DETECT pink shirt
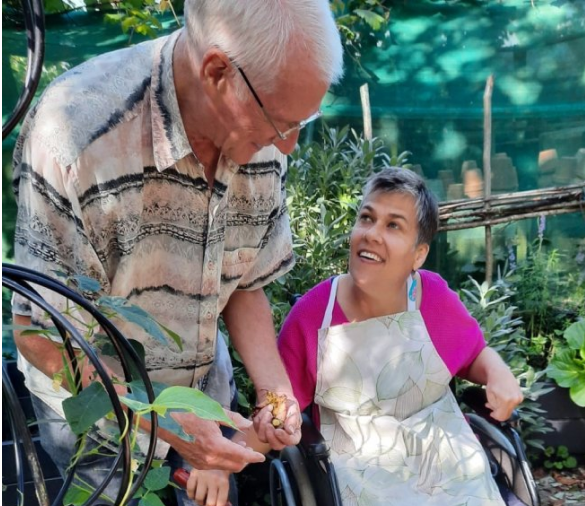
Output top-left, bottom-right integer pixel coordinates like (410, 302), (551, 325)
(278, 270), (486, 415)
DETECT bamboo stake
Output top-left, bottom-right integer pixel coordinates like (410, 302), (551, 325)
(440, 197), (582, 221)
(360, 83), (373, 141)
(437, 184), (584, 223)
(483, 75), (494, 285)
(439, 204), (583, 232)
(440, 184), (585, 211)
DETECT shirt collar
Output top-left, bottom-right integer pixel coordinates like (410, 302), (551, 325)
(150, 29), (193, 172)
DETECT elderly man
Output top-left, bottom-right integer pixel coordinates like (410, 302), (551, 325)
(11, 0), (343, 502)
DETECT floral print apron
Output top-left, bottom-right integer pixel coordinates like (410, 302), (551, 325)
(315, 276), (505, 506)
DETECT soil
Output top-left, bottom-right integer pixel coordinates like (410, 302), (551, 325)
(535, 465), (585, 505)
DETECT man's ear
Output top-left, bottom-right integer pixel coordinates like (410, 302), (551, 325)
(200, 48), (232, 93)
(413, 243), (430, 271)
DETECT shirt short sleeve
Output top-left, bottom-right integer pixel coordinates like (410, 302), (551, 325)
(419, 270), (486, 378)
(12, 134), (109, 323)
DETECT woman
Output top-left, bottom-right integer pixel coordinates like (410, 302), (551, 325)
(278, 167), (523, 505)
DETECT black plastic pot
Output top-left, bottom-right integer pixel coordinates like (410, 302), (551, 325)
(538, 381), (585, 458)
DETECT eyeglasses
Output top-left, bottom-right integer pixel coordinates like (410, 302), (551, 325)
(234, 65), (322, 141)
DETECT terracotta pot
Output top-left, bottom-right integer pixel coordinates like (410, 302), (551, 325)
(463, 168), (483, 198)
(538, 149), (558, 174)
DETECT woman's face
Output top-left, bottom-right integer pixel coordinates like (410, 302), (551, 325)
(348, 190), (429, 291)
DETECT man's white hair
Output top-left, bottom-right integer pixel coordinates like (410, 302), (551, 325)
(184, 0), (344, 94)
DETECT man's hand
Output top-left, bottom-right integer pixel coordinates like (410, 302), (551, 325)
(168, 411), (265, 472)
(252, 391), (301, 450)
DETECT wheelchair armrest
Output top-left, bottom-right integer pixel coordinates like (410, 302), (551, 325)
(299, 412), (330, 459)
(460, 386), (520, 425)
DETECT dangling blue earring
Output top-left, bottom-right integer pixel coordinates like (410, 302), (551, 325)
(408, 272), (417, 302)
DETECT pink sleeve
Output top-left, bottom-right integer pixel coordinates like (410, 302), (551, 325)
(277, 279), (332, 412)
(419, 270), (486, 378)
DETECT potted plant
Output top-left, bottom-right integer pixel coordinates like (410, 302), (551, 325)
(546, 320), (585, 408)
(541, 320), (585, 458)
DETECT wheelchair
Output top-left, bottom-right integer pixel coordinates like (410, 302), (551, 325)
(269, 387), (540, 506)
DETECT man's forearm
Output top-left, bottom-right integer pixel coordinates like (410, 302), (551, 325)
(12, 313), (124, 394)
(222, 288), (292, 393)
(13, 314), (71, 381)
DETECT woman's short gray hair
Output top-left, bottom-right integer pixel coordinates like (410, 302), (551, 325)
(362, 167), (439, 246)
(183, 0), (344, 94)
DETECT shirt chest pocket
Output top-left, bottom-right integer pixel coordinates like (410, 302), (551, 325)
(222, 169), (280, 255)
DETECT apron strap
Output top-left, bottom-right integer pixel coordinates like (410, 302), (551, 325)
(322, 274), (415, 330)
(321, 276), (340, 329)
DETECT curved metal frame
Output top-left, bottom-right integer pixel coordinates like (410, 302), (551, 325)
(2, 0), (45, 139)
(269, 458), (298, 506)
(3, 264), (159, 505)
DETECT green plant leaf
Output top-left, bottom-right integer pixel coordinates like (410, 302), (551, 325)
(569, 376), (585, 407)
(153, 386), (235, 428)
(72, 275), (102, 293)
(97, 298), (169, 345)
(119, 395), (154, 412)
(144, 466), (171, 492)
(62, 382), (113, 435)
(354, 9), (386, 31)
(546, 349), (581, 387)
(157, 322), (183, 351)
(63, 484), (92, 506)
(564, 320), (585, 352)
(139, 491), (166, 506)
(126, 381), (192, 440)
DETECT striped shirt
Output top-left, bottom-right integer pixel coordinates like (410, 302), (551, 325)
(12, 29), (294, 413)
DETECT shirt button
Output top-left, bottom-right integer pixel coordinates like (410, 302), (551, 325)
(207, 261), (214, 270)
(206, 312), (212, 320)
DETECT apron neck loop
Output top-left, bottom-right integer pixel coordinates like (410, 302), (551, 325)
(321, 276), (340, 329)
(321, 274), (417, 330)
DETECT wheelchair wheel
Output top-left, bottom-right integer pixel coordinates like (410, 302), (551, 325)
(468, 413), (540, 506)
(270, 446), (317, 506)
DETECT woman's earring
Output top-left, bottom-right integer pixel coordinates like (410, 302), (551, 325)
(408, 272), (417, 302)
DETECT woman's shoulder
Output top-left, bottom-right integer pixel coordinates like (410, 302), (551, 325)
(292, 278), (334, 310)
(285, 277), (335, 323)
(419, 269), (450, 294)
(419, 269), (466, 314)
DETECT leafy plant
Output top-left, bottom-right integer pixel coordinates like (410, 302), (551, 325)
(7, 273), (232, 505)
(543, 445), (578, 470)
(460, 270), (554, 454)
(330, 0), (391, 81)
(105, 0), (180, 41)
(510, 230), (585, 345)
(546, 319), (585, 407)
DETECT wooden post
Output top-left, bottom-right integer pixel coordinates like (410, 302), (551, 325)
(360, 83), (373, 141)
(483, 75), (494, 285)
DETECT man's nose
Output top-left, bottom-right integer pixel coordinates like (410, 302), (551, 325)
(273, 131), (300, 155)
